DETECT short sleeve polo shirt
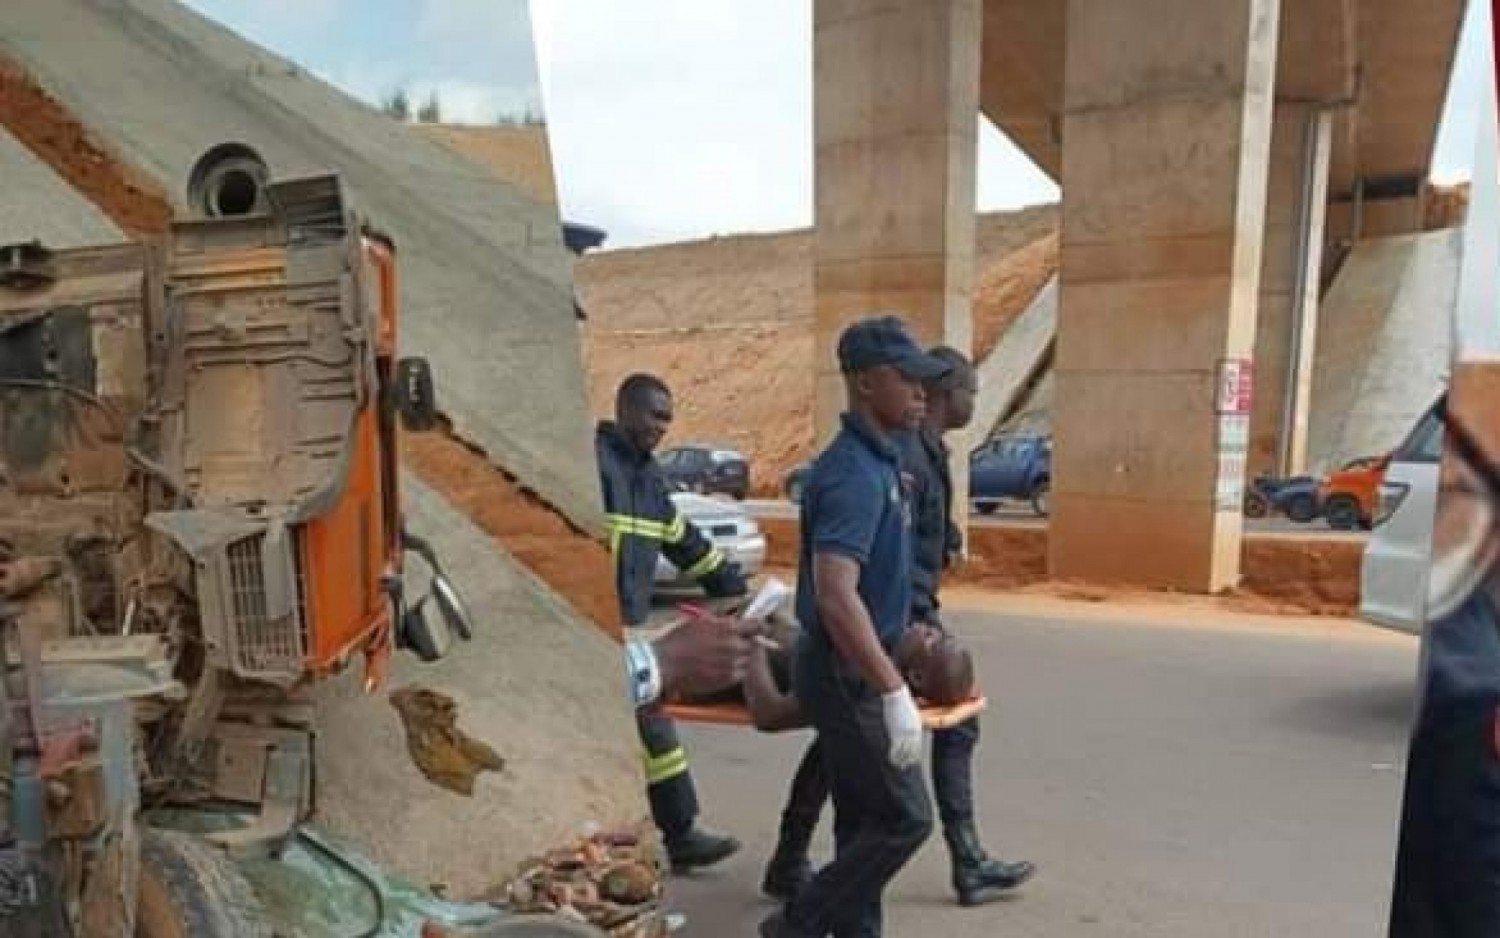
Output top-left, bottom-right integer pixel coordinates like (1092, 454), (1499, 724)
(795, 413), (913, 648)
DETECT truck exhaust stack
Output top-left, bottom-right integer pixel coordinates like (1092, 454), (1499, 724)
(185, 142), (270, 218)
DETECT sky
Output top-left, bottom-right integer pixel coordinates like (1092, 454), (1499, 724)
(181, 0), (544, 123)
(186, 0), (1487, 250)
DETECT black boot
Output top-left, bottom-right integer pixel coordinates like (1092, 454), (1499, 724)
(760, 812), (817, 901)
(666, 826), (741, 872)
(943, 820), (1035, 907)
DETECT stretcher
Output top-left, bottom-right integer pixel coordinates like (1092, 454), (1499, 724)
(664, 695), (988, 730)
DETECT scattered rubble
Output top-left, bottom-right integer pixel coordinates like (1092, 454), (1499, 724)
(490, 827), (668, 938)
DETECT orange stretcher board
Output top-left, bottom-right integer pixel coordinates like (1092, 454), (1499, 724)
(664, 695), (988, 730)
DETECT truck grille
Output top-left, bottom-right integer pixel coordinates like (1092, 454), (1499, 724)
(226, 533), (306, 680)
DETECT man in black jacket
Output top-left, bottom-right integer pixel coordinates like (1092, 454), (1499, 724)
(760, 346), (1035, 907)
(597, 372), (747, 871)
(905, 347), (1035, 905)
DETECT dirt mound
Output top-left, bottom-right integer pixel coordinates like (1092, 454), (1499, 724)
(1424, 181), (1470, 231)
(402, 427), (622, 638)
(578, 206), (1057, 334)
(579, 210), (1060, 492)
(419, 123), (558, 206)
(0, 58), (170, 238)
(760, 516), (1358, 617)
(973, 233), (1058, 360)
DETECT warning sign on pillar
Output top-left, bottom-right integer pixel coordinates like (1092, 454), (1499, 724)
(1214, 358), (1253, 512)
(1216, 358), (1255, 415)
(1216, 451), (1248, 512)
(1215, 415), (1251, 512)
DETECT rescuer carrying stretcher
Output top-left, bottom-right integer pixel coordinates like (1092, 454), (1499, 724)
(596, 372), (748, 872)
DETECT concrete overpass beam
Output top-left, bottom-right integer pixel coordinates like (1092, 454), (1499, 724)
(1251, 104), (1333, 476)
(1051, 0), (1281, 591)
(812, 0), (982, 447)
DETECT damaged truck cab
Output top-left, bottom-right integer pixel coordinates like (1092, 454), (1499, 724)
(0, 145), (484, 936)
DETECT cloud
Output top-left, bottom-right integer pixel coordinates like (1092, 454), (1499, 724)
(181, 0), (346, 39)
(413, 0), (543, 105)
(532, 0), (1056, 248)
(182, 0), (544, 124)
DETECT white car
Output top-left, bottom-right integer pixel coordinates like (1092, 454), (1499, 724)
(1360, 397), (1445, 634)
(653, 492), (767, 592)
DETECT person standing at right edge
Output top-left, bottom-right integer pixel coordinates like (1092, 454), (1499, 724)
(1387, 392), (1500, 938)
(761, 315), (948, 938)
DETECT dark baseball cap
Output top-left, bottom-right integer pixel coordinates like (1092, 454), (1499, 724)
(837, 315), (952, 380)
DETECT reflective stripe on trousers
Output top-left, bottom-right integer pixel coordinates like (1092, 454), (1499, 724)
(644, 746), (690, 784)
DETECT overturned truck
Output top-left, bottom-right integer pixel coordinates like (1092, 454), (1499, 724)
(0, 146), (627, 937)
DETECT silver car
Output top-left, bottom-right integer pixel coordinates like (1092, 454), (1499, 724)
(654, 492), (767, 592)
(1360, 398), (1444, 634)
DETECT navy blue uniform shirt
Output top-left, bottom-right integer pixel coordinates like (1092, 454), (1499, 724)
(795, 413), (913, 649)
(897, 427), (955, 622)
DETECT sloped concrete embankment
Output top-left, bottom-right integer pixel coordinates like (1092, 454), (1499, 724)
(0, 0), (646, 891)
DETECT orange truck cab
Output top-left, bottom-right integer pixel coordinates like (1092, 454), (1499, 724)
(1318, 453), (1391, 531)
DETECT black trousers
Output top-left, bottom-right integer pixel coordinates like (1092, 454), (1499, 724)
(784, 644), (933, 938)
(1388, 702), (1500, 938)
(637, 709), (698, 841)
(780, 714), (980, 847)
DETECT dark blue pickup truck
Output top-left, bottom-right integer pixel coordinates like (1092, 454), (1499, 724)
(784, 433), (1053, 517)
(970, 434), (1051, 517)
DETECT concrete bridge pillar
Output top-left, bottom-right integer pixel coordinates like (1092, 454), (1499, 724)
(1050, 0), (1282, 591)
(1250, 104), (1334, 477)
(811, 0), (981, 449)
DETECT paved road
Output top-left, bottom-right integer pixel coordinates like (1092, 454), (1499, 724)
(741, 499), (1360, 539)
(665, 596), (1417, 936)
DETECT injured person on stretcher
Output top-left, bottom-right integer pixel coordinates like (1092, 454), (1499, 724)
(670, 611), (977, 732)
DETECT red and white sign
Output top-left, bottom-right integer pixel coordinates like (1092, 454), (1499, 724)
(1216, 358), (1255, 415)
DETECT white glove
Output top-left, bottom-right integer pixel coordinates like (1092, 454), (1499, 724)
(880, 686), (924, 768)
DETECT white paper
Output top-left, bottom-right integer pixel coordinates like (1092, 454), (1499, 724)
(742, 576), (793, 620)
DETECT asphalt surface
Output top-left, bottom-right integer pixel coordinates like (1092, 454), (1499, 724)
(741, 499), (1364, 539)
(664, 596), (1418, 937)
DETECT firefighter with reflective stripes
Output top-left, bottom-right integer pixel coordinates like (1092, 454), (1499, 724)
(596, 373), (747, 870)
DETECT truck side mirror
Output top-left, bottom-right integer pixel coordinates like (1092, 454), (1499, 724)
(400, 598), (453, 663)
(429, 572), (475, 640)
(394, 529), (476, 663)
(393, 357), (438, 431)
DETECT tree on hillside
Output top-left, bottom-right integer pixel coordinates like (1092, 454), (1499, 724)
(380, 88), (411, 122)
(494, 104), (545, 127)
(417, 91), (443, 124)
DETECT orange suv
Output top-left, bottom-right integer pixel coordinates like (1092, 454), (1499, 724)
(1318, 454), (1391, 531)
